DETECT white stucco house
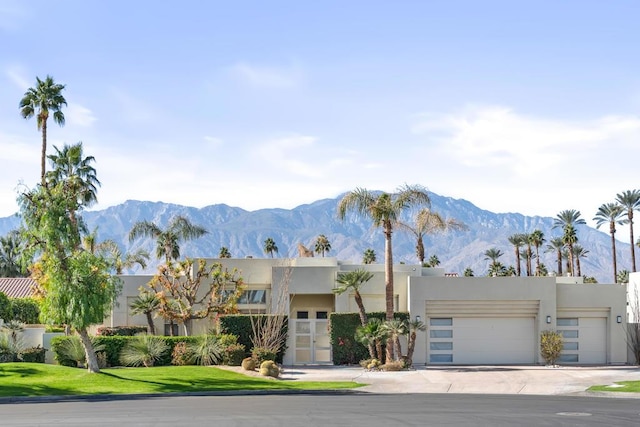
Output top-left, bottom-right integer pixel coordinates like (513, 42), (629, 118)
(108, 257), (630, 366)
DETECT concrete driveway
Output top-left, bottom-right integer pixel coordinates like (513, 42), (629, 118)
(279, 365), (640, 396)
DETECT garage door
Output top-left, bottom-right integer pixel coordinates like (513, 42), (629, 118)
(557, 317), (606, 364)
(429, 317), (536, 364)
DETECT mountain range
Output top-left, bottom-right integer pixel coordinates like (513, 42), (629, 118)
(0, 192), (630, 283)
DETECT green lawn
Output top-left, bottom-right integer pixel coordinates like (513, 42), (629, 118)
(589, 381), (640, 393)
(0, 363), (363, 397)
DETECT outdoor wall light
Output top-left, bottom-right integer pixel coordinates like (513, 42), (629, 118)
(546, 315), (552, 324)
(617, 315), (622, 324)
(416, 315), (421, 322)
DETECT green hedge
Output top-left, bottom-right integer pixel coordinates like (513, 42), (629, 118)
(0, 292), (11, 322)
(20, 346), (46, 363)
(219, 314), (288, 363)
(330, 312), (410, 365)
(10, 298), (40, 324)
(96, 326), (148, 336)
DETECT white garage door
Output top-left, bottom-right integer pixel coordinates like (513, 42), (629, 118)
(557, 317), (606, 364)
(429, 317), (536, 364)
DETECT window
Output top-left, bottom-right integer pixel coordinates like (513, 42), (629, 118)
(224, 289), (267, 304)
(557, 318), (578, 327)
(297, 311), (309, 319)
(430, 354), (453, 363)
(316, 311), (328, 320)
(164, 323), (179, 336)
(560, 330), (579, 339)
(430, 342), (453, 351)
(430, 318), (453, 326)
(563, 342), (579, 351)
(559, 354), (579, 363)
(430, 330), (453, 338)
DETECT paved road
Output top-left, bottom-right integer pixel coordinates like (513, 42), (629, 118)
(2, 394), (640, 427)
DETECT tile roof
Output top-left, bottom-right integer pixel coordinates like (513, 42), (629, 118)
(0, 277), (37, 298)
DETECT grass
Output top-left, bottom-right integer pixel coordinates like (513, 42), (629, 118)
(589, 381), (640, 393)
(0, 363), (363, 397)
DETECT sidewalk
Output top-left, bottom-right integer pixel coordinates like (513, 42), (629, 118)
(277, 365), (640, 396)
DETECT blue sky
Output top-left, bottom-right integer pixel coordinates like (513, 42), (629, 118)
(1, 1), (639, 233)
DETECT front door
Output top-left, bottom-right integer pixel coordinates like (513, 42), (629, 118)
(294, 310), (331, 364)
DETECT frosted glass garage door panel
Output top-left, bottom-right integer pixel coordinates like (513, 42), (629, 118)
(453, 318), (535, 364)
(579, 318), (606, 364)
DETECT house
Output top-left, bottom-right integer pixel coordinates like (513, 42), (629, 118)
(0, 277), (37, 299)
(110, 257), (628, 366)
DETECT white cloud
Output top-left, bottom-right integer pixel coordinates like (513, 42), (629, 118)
(66, 104), (96, 127)
(229, 63), (302, 88)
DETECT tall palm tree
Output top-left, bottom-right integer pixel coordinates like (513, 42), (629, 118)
(545, 237), (565, 276)
(573, 244), (589, 277)
(129, 291), (160, 335)
(263, 237), (278, 258)
(529, 229), (545, 276)
(338, 185), (430, 324)
(333, 268), (374, 355)
(508, 233), (527, 276)
(616, 190), (640, 272)
(553, 209), (585, 276)
(594, 203), (626, 283)
(362, 248), (376, 264)
(19, 75), (67, 185)
(562, 224), (578, 276)
(97, 239), (150, 274)
(484, 247), (504, 269)
(381, 319), (407, 362)
(314, 234), (331, 257)
(218, 246), (231, 258)
(129, 216), (207, 264)
(398, 208), (467, 265)
(0, 230), (27, 277)
(46, 142), (100, 209)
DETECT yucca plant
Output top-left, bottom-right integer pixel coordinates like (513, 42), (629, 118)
(187, 335), (224, 366)
(1, 321), (25, 357)
(0, 333), (17, 362)
(119, 335), (169, 367)
(57, 336), (106, 368)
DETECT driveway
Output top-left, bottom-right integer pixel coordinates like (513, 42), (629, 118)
(278, 365), (640, 396)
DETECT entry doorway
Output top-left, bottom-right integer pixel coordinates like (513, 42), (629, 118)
(293, 310), (331, 364)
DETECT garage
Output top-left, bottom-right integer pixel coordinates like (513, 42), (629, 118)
(426, 300), (539, 365)
(557, 316), (607, 364)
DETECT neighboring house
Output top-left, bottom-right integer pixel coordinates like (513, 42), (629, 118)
(110, 257), (628, 366)
(0, 277), (37, 299)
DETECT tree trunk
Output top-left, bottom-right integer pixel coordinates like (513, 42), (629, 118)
(406, 331), (417, 367)
(611, 227), (618, 283)
(383, 222), (395, 362)
(576, 254), (582, 277)
(630, 214), (636, 272)
(146, 312), (156, 335)
(556, 249), (563, 276)
(514, 248), (521, 276)
(183, 318), (192, 336)
(394, 335), (402, 361)
(535, 247), (541, 276)
(354, 292), (368, 327)
(416, 235), (424, 264)
(526, 245), (532, 276)
(77, 327), (100, 373)
(568, 244), (575, 276)
(41, 119), (47, 186)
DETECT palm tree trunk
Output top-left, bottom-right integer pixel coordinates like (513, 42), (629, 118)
(354, 292), (369, 327)
(383, 222), (395, 362)
(526, 245), (532, 276)
(568, 244), (575, 276)
(78, 327), (100, 373)
(630, 214), (636, 272)
(576, 255), (582, 277)
(514, 248), (521, 276)
(41, 119), (47, 186)
(406, 331), (417, 367)
(556, 249), (562, 276)
(611, 229), (618, 283)
(535, 247), (541, 276)
(417, 234), (424, 264)
(146, 312), (156, 335)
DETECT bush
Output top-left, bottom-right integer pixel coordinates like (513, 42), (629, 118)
(9, 298), (40, 324)
(188, 335), (224, 366)
(380, 360), (404, 371)
(20, 346), (46, 363)
(259, 360), (280, 378)
(171, 341), (191, 366)
(241, 357), (256, 371)
(330, 312), (409, 365)
(219, 315), (288, 363)
(223, 343), (246, 366)
(120, 335), (169, 367)
(96, 326), (148, 336)
(251, 347), (276, 364)
(0, 292), (12, 322)
(52, 336), (105, 368)
(540, 330), (564, 365)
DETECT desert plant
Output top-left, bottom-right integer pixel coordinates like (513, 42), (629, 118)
(540, 330), (564, 366)
(241, 356), (256, 371)
(1, 320), (25, 356)
(19, 345), (46, 363)
(223, 343), (246, 366)
(171, 341), (192, 366)
(119, 335), (169, 367)
(187, 335), (224, 366)
(251, 346), (277, 364)
(380, 360), (405, 371)
(259, 360), (280, 378)
(57, 336), (101, 368)
(0, 333), (17, 362)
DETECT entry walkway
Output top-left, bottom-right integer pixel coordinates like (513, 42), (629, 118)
(279, 365), (640, 396)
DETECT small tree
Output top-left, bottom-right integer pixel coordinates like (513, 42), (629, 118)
(405, 319), (426, 367)
(362, 248), (376, 264)
(540, 330), (563, 366)
(148, 258), (244, 336)
(263, 237), (278, 258)
(333, 269), (375, 358)
(129, 291), (160, 335)
(314, 234), (331, 257)
(219, 247), (231, 258)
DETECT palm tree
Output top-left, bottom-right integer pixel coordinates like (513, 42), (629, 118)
(46, 142), (100, 209)
(594, 203), (626, 283)
(381, 319), (407, 362)
(263, 237), (278, 258)
(97, 239), (150, 274)
(19, 75), (67, 185)
(333, 269), (374, 327)
(405, 319), (426, 367)
(617, 269), (630, 284)
(355, 318), (388, 361)
(572, 244), (589, 277)
(545, 237), (565, 276)
(338, 184), (430, 362)
(129, 291), (160, 335)
(508, 233), (526, 276)
(314, 234), (331, 257)
(463, 267), (474, 277)
(218, 246), (231, 258)
(484, 247), (504, 270)
(0, 230), (27, 277)
(616, 190), (640, 272)
(129, 216), (208, 264)
(553, 210), (585, 276)
(529, 230), (545, 276)
(426, 254), (440, 267)
(398, 208), (467, 264)
(362, 248), (376, 264)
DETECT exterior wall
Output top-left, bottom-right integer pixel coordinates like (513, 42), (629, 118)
(557, 283), (627, 364)
(108, 275), (159, 332)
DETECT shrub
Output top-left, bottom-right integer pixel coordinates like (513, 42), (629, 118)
(251, 347), (276, 364)
(0, 333), (18, 362)
(120, 335), (169, 367)
(171, 341), (191, 366)
(96, 326), (148, 336)
(223, 343), (246, 366)
(188, 335), (224, 366)
(259, 360), (280, 378)
(361, 358), (381, 371)
(20, 346), (46, 363)
(380, 360), (404, 371)
(53, 336), (105, 368)
(0, 292), (12, 322)
(9, 298), (40, 324)
(219, 315), (288, 363)
(540, 330), (564, 366)
(241, 357), (256, 371)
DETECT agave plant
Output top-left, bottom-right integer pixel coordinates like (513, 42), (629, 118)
(1, 320), (25, 355)
(119, 335), (169, 367)
(58, 336), (105, 368)
(187, 335), (224, 366)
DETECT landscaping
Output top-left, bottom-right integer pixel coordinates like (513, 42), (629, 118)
(589, 381), (640, 393)
(0, 363), (362, 398)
